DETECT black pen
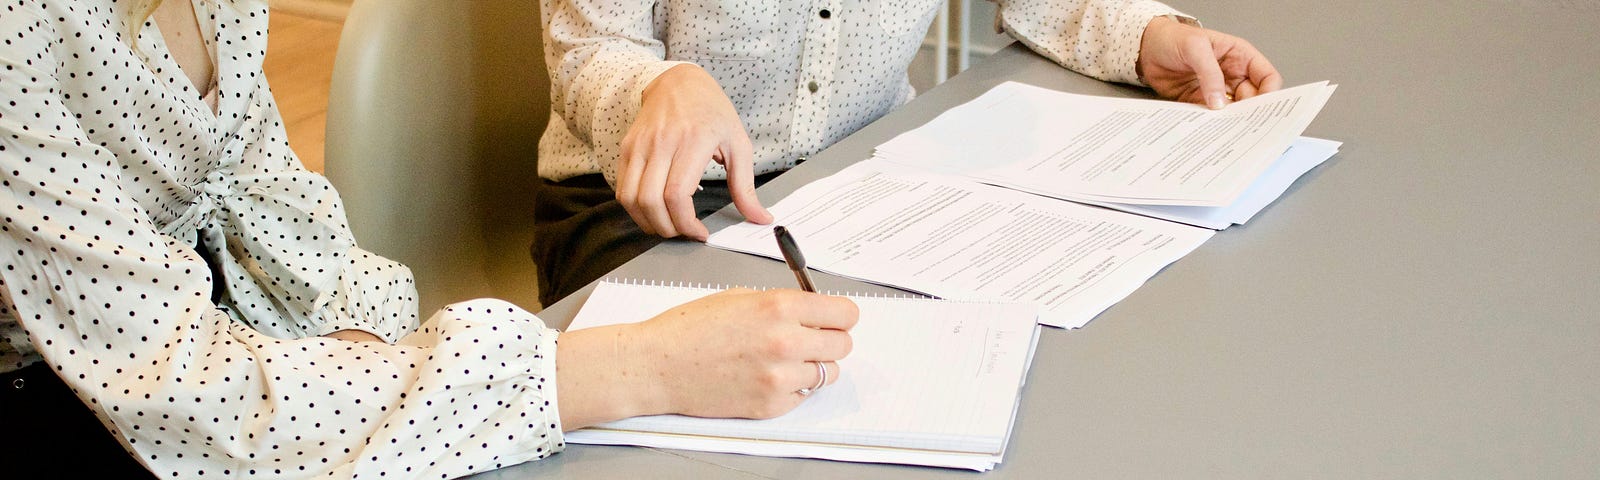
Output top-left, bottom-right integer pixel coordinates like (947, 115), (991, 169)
(772, 226), (817, 293)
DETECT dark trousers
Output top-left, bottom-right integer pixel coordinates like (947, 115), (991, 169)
(530, 173), (778, 306)
(0, 362), (157, 478)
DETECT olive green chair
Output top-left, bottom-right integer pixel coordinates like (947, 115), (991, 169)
(324, 0), (549, 314)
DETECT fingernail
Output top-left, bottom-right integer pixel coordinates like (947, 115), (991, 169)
(1206, 92), (1228, 110)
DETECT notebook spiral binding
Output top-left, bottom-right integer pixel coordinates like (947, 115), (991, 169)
(598, 278), (1028, 304)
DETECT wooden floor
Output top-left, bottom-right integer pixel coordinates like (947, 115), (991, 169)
(263, 8), (345, 173)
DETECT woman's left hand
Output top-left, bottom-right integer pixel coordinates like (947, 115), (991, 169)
(1137, 16), (1283, 109)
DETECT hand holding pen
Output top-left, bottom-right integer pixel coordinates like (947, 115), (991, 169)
(773, 225), (842, 398)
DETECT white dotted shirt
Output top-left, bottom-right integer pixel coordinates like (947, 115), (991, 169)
(1, 0), (563, 477)
(538, 0), (1189, 184)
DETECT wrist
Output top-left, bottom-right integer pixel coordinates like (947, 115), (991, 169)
(642, 64), (705, 103)
(611, 323), (676, 417)
(554, 324), (673, 429)
(1136, 15), (1178, 85)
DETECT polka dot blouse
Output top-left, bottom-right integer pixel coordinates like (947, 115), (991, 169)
(537, 0), (1189, 185)
(1, 0), (563, 477)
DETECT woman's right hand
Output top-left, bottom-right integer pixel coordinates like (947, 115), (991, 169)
(555, 288), (858, 430)
(617, 64), (774, 241)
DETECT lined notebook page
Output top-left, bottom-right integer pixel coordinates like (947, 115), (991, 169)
(566, 281), (1040, 455)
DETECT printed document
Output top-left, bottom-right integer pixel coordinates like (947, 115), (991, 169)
(875, 81), (1337, 207)
(708, 160), (1214, 328)
(710, 81), (1335, 326)
(1077, 136), (1341, 229)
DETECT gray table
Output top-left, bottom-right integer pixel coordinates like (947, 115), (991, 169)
(482, 2), (1600, 478)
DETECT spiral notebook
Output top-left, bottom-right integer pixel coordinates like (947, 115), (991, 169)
(563, 280), (1042, 471)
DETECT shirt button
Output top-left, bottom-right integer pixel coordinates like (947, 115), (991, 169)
(10, 378), (23, 390)
(819, 9), (831, 19)
(807, 81), (820, 93)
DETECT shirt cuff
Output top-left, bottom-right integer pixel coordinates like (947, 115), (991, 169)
(535, 327), (566, 452)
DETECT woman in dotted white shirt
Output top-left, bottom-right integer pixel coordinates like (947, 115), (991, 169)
(0, 0), (858, 477)
(532, 0), (1284, 304)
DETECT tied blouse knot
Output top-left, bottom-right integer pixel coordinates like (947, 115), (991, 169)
(161, 149), (354, 323)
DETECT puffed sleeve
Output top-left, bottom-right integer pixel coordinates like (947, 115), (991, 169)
(0, 5), (564, 478)
(541, 0), (689, 184)
(994, 0), (1192, 85)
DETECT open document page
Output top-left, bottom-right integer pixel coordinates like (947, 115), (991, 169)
(1078, 136), (1342, 229)
(707, 160), (1214, 328)
(564, 281), (1042, 471)
(874, 81), (1337, 207)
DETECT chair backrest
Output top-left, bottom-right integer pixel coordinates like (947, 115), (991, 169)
(324, 0), (549, 313)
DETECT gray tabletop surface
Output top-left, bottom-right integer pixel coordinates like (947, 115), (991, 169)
(479, 1), (1599, 478)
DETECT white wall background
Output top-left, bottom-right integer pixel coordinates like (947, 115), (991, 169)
(906, 0), (1016, 93)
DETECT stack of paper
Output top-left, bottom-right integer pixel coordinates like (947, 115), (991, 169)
(1073, 137), (1341, 229)
(564, 281), (1042, 471)
(874, 81), (1340, 228)
(708, 81), (1338, 326)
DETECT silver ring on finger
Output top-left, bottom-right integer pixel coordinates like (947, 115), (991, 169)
(795, 361), (828, 397)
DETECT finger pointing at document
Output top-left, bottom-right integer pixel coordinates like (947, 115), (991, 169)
(619, 64), (775, 241)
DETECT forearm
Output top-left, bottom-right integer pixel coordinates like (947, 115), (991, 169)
(554, 323), (669, 430)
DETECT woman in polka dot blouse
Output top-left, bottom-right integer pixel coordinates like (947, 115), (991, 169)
(531, 0), (1283, 305)
(0, 0), (859, 477)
